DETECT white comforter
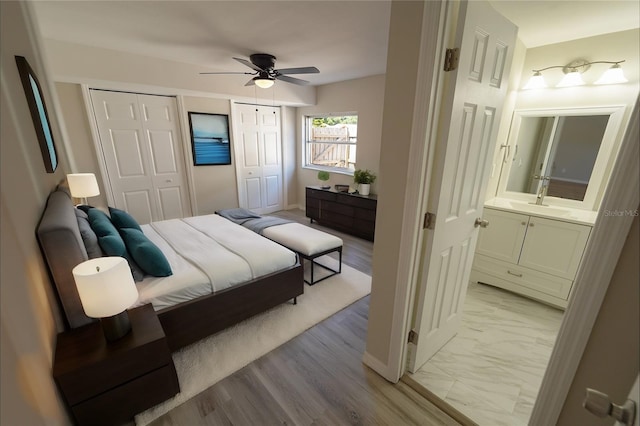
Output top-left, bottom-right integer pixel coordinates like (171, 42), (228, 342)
(133, 214), (297, 311)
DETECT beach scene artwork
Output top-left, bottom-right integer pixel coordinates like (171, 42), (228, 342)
(189, 112), (231, 165)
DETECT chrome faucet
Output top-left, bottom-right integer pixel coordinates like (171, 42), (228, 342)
(534, 175), (550, 205)
(536, 183), (548, 205)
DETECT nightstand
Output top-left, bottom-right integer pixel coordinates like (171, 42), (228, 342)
(53, 304), (180, 426)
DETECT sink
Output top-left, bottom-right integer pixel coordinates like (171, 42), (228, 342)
(508, 202), (573, 218)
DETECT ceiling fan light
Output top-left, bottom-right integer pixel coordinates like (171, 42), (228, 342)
(523, 71), (547, 90)
(556, 70), (585, 88)
(254, 77), (274, 89)
(594, 64), (628, 85)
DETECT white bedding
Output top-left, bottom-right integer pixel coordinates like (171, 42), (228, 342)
(133, 214), (297, 311)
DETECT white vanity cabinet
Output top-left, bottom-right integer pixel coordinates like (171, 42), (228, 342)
(471, 207), (592, 308)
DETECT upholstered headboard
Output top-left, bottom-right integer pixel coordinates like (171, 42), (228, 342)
(37, 189), (94, 329)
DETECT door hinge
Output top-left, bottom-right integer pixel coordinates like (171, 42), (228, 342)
(423, 212), (436, 230)
(408, 329), (419, 345)
(444, 48), (460, 72)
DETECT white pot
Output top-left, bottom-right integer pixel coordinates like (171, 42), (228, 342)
(359, 183), (371, 196)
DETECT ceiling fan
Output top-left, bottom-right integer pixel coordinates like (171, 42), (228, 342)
(200, 53), (319, 88)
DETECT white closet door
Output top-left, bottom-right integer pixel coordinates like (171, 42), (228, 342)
(233, 103), (283, 214)
(90, 90), (191, 223)
(137, 94), (191, 220)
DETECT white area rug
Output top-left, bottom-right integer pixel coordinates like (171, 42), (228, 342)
(135, 257), (371, 425)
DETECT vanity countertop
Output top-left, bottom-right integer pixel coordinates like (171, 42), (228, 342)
(484, 198), (597, 226)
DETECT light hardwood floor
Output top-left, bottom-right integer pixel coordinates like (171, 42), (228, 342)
(147, 209), (460, 426)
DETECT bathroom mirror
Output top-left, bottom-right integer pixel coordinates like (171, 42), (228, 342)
(498, 106), (625, 209)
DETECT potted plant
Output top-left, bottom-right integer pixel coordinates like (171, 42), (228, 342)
(317, 170), (331, 189)
(353, 169), (376, 195)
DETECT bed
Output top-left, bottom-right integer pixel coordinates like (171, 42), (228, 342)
(37, 187), (303, 351)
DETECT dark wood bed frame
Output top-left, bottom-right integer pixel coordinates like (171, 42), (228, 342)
(37, 188), (304, 351)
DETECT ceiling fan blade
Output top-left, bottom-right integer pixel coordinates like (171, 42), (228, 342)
(234, 57), (263, 72)
(245, 78), (256, 86)
(275, 74), (310, 85)
(275, 66), (320, 75)
(200, 71), (256, 75)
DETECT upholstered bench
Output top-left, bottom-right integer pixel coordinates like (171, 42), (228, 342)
(262, 223), (343, 285)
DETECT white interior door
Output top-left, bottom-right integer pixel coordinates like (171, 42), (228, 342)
(91, 90), (191, 223)
(408, 0), (517, 372)
(233, 103), (283, 214)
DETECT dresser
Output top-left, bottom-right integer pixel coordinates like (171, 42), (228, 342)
(305, 186), (377, 241)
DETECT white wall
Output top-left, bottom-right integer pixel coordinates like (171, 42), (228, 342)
(296, 74), (385, 205)
(363, 0), (425, 368)
(486, 29), (640, 204)
(1, 2), (72, 424)
(182, 96), (238, 214)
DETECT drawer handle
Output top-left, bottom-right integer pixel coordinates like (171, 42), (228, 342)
(507, 270), (523, 278)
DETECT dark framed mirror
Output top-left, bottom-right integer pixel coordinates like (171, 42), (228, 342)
(15, 55), (58, 173)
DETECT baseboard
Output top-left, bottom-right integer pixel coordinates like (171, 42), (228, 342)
(362, 351), (400, 383)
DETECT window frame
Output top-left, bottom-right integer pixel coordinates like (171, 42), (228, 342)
(303, 112), (358, 175)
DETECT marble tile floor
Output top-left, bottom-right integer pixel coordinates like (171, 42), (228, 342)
(407, 281), (564, 426)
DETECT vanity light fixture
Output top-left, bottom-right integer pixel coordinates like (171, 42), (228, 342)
(523, 59), (627, 89)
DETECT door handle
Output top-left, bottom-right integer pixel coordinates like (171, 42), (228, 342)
(474, 218), (489, 228)
(583, 388), (636, 425)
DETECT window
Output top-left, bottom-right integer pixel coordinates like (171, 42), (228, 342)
(304, 113), (357, 173)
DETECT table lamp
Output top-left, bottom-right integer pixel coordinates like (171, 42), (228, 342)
(67, 173), (100, 205)
(72, 257), (139, 342)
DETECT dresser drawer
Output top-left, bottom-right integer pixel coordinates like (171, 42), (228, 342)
(338, 194), (377, 210)
(307, 188), (336, 201)
(473, 254), (573, 301)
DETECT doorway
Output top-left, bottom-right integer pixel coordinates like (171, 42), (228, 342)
(369, 2), (637, 424)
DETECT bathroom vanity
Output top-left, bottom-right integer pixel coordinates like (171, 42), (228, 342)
(472, 105), (625, 309)
(471, 199), (595, 308)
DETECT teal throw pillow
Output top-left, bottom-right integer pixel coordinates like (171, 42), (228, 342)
(120, 228), (172, 277)
(87, 209), (144, 281)
(88, 209), (126, 256)
(109, 207), (142, 231)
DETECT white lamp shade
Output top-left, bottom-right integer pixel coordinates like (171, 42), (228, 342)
(556, 71), (585, 88)
(72, 257), (138, 318)
(594, 65), (628, 85)
(523, 73), (547, 90)
(67, 173), (100, 198)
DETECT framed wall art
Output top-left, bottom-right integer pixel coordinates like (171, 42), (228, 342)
(15, 55), (58, 173)
(188, 112), (231, 166)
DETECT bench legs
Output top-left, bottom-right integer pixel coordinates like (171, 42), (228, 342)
(301, 246), (342, 285)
